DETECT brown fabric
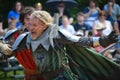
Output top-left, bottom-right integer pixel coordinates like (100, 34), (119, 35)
(25, 66), (65, 80)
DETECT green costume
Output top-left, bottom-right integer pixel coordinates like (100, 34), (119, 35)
(5, 24), (120, 80)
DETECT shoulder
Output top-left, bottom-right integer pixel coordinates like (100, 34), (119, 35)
(3, 29), (19, 41)
(73, 23), (78, 27)
(83, 7), (89, 13)
(8, 10), (15, 14)
(103, 4), (108, 10)
(94, 20), (100, 23)
(105, 20), (111, 23)
(68, 25), (74, 29)
(12, 32), (29, 51)
(104, 4), (108, 8)
(114, 4), (120, 7)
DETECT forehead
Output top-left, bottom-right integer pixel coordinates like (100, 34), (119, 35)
(30, 17), (44, 24)
(30, 17), (39, 21)
(16, 2), (21, 5)
(25, 14), (30, 18)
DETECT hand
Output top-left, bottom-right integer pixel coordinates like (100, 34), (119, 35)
(96, 7), (101, 12)
(0, 42), (12, 56)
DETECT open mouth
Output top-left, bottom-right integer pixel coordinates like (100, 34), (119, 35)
(31, 31), (36, 36)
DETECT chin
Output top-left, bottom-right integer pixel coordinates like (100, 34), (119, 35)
(30, 35), (37, 40)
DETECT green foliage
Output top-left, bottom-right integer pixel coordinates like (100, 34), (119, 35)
(0, 70), (23, 80)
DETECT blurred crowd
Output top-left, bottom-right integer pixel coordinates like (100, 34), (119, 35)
(0, 0), (120, 61)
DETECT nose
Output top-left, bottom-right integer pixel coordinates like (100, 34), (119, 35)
(29, 24), (34, 31)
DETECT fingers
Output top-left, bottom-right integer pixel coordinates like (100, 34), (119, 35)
(0, 44), (12, 55)
(7, 44), (12, 48)
(4, 49), (12, 55)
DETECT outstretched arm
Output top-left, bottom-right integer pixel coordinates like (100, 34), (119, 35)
(59, 29), (118, 47)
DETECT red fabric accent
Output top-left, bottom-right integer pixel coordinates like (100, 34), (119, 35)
(13, 32), (19, 40)
(94, 46), (104, 52)
(16, 49), (37, 70)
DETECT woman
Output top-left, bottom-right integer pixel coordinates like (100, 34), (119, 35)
(83, 0), (100, 31)
(51, 2), (73, 25)
(92, 10), (113, 36)
(7, 1), (23, 29)
(4, 6), (35, 45)
(0, 10), (119, 80)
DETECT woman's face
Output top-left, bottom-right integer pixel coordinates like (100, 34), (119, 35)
(15, 2), (22, 12)
(97, 30), (103, 35)
(29, 18), (48, 40)
(77, 15), (84, 22)
(89, 1), (96, 8)
(24, 14), (30, 29)
(57, 3), (65, 12)
(99, 13), (106, 21)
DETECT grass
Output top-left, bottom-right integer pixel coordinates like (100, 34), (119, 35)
(0, 70), (24, 80)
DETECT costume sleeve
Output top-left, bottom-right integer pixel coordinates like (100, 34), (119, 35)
(59, 29), (117, 47)
(59, 29), (80, 42)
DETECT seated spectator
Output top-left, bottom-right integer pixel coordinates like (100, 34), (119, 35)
(83, 0), (100, 31)
(103, 0), (120, 25)
(93, 23), (106, 36)
(19, 6), (35, 33)
(59, 16), (75, 34)
(51, 2), (73, 25)
(7, 1), (23, 29)
(92, 10), (113, 36)
(35, 2), (42, 11)
(114, 15), (120, 55)
(91, 23), (113, 60)
(4, 20), (16, 33)
(73, 12), (89, 37)
(0, 15), (4, 36)
(114, 15), (120, 35)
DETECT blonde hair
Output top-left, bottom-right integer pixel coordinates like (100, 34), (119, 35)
(35, 2), (42, 7)
(30, 10), (53, 26)
(62, 15), (68, 20)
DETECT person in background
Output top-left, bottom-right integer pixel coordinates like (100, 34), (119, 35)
(59, 16), (75, 34)
(91, 23), (113, 60)
(19, 6), (35, 32)
(4, 20), (16, 33)
(73, 12), (89, 37)
(83, 0), (100, 31)
(51, 2), (73, 25)
(0, 15), (4, 36)
(92, 10), (113, 36)
(3, 6), (35, 45)
(114, 15), (120, 56)
(103, 0), (120, 25)
(114, 15), (120, 35)
(35, 2), (42, 11)
(0, 10), (119, 80)
(7, 1), (23, 29)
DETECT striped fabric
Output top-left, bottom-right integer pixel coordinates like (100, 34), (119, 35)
(29, 45), (78, 80)
(65, 44), (120, 80)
